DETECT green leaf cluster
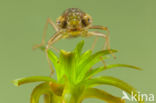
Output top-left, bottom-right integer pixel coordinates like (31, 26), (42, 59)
(13, 40), (144, 103)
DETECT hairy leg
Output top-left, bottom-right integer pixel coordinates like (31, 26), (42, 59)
(45, 32), (62, 74)
(87, 31), (116, 67)
(89, 25), (116, 58)
(91, 37), (98, 51)
(33, 18), (59, 50)
(87, 32), (109, 67)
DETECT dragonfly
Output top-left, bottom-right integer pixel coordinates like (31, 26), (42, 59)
(33, 8), (115, 73)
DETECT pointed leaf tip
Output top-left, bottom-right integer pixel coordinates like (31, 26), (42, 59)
(12, 76), (56, 86)
(12, 80), (20, 86)
(74, 40), (85, 55)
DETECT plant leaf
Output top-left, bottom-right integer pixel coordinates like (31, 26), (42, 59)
(85, 64), (142, 79)
(106, 64), (142, 70)
(44, 94), (53, 103)
(85, 76), (144, 103)
(74, 40), (84, 56)
(81, 88), (125, 103)
(59, 50), (76, 83)
(40, 46), (58, 69)
(73, 40), (85, 83)
(77, 50), (117, 83)
(31, 82), (58, 103)
(78, 50), (92, 66)
(49, 82), (64, 96)
(48, 50), (59, 68)
(13, 76), (56, 86)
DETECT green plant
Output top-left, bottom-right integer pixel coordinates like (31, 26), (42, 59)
(13, 41), (144, 103)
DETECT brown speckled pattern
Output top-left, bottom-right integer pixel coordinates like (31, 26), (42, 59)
(57, 8), (91, 30)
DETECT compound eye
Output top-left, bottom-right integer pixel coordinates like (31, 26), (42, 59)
(62, 21), (67, 28)
(82, 15), (92, 27)
(56, 16), (67, 29)
(82, 19), (87, 27)
(56, 20), (67, 29)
